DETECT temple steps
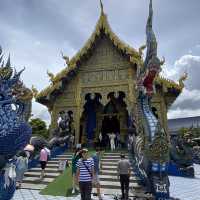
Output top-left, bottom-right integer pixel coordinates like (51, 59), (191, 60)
(92, 188), (153, 199)
(24, 172), (60, 178)
(99, 170), (135, 176)
(101, 159), (123, 162)
(28, 167), (61, 173)
(21, 152), (73, 189)
(20, 183), (46, 190)
(97, 181), (140, 189)
(23, 177), (55, 184)
(20, 150), (151, 199)
(101, 165), (134, 170)
(95, 151), (152, 199)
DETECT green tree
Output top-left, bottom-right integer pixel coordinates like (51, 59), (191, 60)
(29, 118), (49, 139)
(178, 127), (189, 137)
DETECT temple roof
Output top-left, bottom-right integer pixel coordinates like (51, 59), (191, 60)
(36, 10), (182, 105)
(36, 12), (142, 100)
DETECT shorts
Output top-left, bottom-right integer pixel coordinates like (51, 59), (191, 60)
(92, 173), (100, 185)
(40, 161), (47, 170)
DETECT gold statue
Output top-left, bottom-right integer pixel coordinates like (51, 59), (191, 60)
(179, 72), (188, 89)
(31, 85), (38, 98)
(139, 44), (146, 57)
(100, 0), (104, 14)
(61, 51), (70, 66)
(160, 56), (165, 66)
(47, 70), (55, 84)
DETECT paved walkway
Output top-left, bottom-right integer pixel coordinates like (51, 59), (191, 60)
(169, 164), (200, 200)
(12, 190), (113, 200)
(11, 162), (200, 200)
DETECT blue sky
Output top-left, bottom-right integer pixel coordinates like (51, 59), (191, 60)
(0, 0), (200, 123)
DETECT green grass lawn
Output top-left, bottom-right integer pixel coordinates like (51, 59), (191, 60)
(40, 150), (96, 197)
(40, 167), (74, 197)
(40, 149), (126, 196)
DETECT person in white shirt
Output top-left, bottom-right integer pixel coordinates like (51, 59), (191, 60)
(109, 133), (116, 151)
(99, 132), (102, 147)
(128, 134), (134, 151)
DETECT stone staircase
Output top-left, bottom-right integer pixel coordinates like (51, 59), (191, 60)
(20, 152), (73, 190)
(95, 152), (153, 199)
(20, 151), (153, 199)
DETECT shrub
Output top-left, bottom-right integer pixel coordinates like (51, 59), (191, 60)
(29, 118), (49, 139)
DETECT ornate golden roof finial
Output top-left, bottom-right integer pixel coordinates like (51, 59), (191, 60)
(139, 44), (146, 58)
(160, 57), (165, 66)
(61, 51), (70, 66)
(100, 0), (104, 14)
(47, 70), (55, 84)
(31, 85), (38, 98)
(179, 72), (188, 89)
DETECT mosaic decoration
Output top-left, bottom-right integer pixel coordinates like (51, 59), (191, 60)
(29, 110), (74, 151)
(0, 47), (32, 200)
(135, 0), (170, 199)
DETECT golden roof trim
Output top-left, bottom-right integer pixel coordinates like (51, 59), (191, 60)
(53, 13), (141, 82)
(36, 12), (181, 101)
(155, 76), (182, 91)
(37, 12), (142, 100)
(36, 75), (181, 101)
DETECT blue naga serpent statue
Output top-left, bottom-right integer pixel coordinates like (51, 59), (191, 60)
(134, 0), (170, 199)
(0, 47), (32, 200)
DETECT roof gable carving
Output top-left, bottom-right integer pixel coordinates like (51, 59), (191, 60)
(36, 12), (182, 105)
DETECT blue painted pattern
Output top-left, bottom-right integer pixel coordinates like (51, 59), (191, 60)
(0, 47), (32, 200)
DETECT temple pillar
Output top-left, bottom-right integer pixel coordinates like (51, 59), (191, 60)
(75, 77), (81, 144)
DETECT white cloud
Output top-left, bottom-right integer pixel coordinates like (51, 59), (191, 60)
(168, 108), (200, 119)
(188, 49), (192, 54)
(165, 55), (200, 119)
(195, 44), (200, 49)
(0, 0), (199, 123)
(34, 41), (41, 46)
(31, 101), (51, 126)
(174, 89), (200, 104)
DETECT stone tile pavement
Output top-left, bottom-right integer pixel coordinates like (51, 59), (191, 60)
(12, 164), (200, 200)
(169, 164), (200, 200)
(12, 190), (113, 200)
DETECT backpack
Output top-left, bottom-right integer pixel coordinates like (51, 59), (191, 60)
(16, 157), (28, 171)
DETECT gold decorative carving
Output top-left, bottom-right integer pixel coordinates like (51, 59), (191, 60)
(81, 85), (129, 105)
(80, 69), (128, 84)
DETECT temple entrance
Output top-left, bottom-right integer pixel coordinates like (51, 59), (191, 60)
(79, 91), (129, 147)
(101, 114), (120, 148)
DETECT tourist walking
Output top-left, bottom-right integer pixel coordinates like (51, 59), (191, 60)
(76, 148), (94, 200)
(69, 134), (75, 151)
(116, 132), (121, 149)
(109, 133), (116, 151)
(15, 151), (28, 188)
(117, 153), (131, 200)
(99, 132), (103, 147)
(92, 148), (102, 200)
(128, 134), (134, 151)
(39, 146), (48, 179)
(71, 148), (82, 194)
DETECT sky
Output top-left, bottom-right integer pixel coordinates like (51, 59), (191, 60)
(0, 0), (200, 124)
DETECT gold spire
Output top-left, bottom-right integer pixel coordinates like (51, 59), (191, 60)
(100, 0), (104, 14)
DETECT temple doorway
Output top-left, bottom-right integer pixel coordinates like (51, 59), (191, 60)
(79, 91), (129, 147)
(101, 115), (120, 147)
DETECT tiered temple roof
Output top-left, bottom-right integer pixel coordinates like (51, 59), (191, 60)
(36, 5), (182, 105)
